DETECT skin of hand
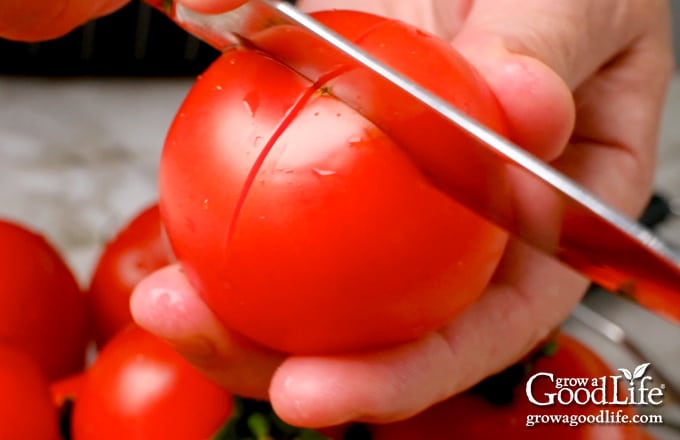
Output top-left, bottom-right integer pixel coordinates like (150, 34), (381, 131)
(3, 0), (672, 429)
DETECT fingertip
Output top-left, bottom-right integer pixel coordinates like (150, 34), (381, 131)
(131, 265), (195, 337)
(269, 335), (457, 428)
(269, 358), (362, 428)
(494, 54), (575, 161)
(453, 34), (575, 161)
(130, 264), (284, 399)
(130, 264), (219, 360)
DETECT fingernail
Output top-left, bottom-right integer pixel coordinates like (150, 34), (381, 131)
(130, 286), (186, 334)
(130, 271), (219, 364)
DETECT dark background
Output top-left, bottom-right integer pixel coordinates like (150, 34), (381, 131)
(0, 2), (219, 77)
(1, 1), (678, 77)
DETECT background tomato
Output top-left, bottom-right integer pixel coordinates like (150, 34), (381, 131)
(0, 219), (90, 380)
(50, 373), (85, 440)
(0, 345), (61, 440)
(87, 203), (174, 346)
(159, 10), (509, 354)
(72, 326), (234, 440)
(368, 333), (650, 440)
(51, 372), (84, 410)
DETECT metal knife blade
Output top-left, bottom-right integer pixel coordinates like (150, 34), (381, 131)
(150, 0), (680, 319)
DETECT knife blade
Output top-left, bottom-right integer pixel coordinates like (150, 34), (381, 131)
(149, 0), (680, 319)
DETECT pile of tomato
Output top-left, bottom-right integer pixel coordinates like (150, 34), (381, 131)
(0, 206), (237, 439)
(0, 206), (655, 439)
(0, 8), (660, 440)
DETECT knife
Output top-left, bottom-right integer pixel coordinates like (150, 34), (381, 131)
(148, 0), (680, 320)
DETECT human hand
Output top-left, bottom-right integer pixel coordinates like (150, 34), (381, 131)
(129, 0), (674, 428)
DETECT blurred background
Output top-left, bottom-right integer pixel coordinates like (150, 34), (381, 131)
(0, 1), (679, 438)
(0, 2), (217, 76)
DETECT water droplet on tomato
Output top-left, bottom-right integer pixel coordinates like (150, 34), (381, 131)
(243, 91), (260, 117)
(312, 168), (336, 177)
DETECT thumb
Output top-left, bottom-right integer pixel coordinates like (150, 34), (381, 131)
(449, 0), (623, 161)
(451, 0), (672, 213)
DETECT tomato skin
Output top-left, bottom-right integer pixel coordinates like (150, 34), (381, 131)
(369, 333), (649, 440)
(246, 10), (387, 81)
(160, 10), (508, 354)
(0, 345), (61, 440)
(72, 326), (234, 440)
(88, 203), (174, 346)
(0, 219), (90, 380)
(51, 373), (85, 440)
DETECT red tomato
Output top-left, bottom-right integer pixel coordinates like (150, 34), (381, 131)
(0, 345), (61, 440)
(0, 1), (80, 41)
(72, 326), (234, 440)
(88, 203), (174, 346)
(369, 333), (650, 439)
(50, 372), (85, 409)
(0, 219), (90, 379)
(51, 373), (85, 440)
(159, 10), (509, 354)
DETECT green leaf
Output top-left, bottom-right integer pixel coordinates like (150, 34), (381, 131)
(248, 412), (272, 439)
(162, 0), (173, 13)
(211, 396), (337, 440)
(211, 398), (244, 440)
(296, 429), (331, 440)
(540, 339), (559, 357)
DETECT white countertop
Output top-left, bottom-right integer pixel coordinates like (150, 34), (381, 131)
(0, 77), (191, 282)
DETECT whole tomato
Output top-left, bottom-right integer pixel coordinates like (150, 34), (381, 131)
(88, 203), (174, 346)
(0, 345), (61, 440)
(72, 326), (234, 440)
(369, 333), (650, 440)
(159, 9), (509, 354)
(0, 219), (89, 379)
